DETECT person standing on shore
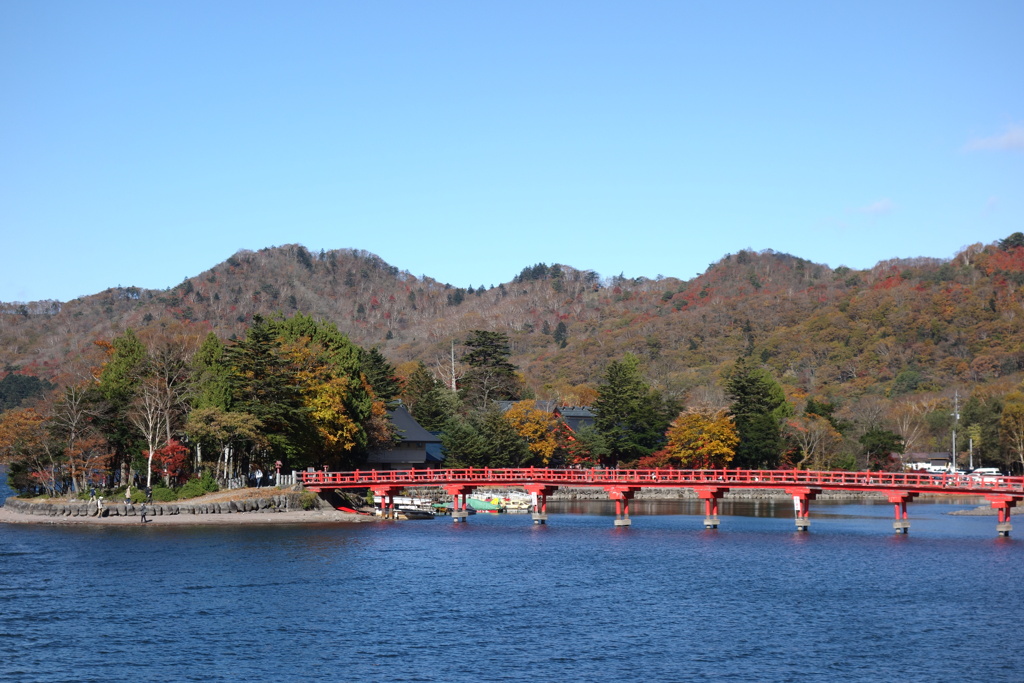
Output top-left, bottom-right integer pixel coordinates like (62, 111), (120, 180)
(124, 485), (132, 505)
(140, 502), (148, 524)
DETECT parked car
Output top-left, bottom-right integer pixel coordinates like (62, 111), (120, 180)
(969, 468), (1002, 482)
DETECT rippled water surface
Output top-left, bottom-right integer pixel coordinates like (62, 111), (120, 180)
(2, 470), (1022, 682)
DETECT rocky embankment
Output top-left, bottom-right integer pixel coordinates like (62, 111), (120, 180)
(2, 491), (306, 519)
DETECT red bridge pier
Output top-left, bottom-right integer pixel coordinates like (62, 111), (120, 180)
(786, 487), (821, 531)
(445, 485), (476, 523)
(986, 495), (1018, 537)
(604, 486), (638, 526)
(524, 484), (556, 524)
(695, 487), (728, 529)
(372, 485), (403, 519)
(887, 491), (918, 534)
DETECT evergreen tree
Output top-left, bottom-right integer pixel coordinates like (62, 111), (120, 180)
(860, 428), (904, 471)
(593, 353), (672, 464)
(191, 333), (232, 411)
(553, 322), (569, 348)
(562, 425), (610, 467)
(359, 346), (402, 404)
(403, 361), (440, 413)
(477, 404), (531, 467)
(413, 386), (461, 432)
(459, 330), (521, 409)
(804, 397), (850, 434)
(998, 232), (1024, 250)
(0, 373), (55, 413)
(439, 415), (486, 468)
(226, 315), (307, 464)
(95, 328), (148, 480)
(725, 357), (792, 469)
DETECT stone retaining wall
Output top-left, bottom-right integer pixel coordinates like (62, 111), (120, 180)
(2, 494), (304, 518)
(548, 485), (884, 501)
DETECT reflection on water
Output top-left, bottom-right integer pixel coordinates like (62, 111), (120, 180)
(549, 495), (989, 518)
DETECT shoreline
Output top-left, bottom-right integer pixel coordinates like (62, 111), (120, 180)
(0, 487), (376, 526)
(2, 486), (995, 527)
(0, 504), (374, 526)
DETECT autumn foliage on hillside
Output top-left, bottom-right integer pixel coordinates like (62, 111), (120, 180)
(5, 236), (1024, 473)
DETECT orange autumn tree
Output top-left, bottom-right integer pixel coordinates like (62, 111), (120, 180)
(503, 400), (559, 465)
(662, 408), (739, 469)
(0, 406), (61, 495)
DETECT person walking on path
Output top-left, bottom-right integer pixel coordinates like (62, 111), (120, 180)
(140, 502), (148, 524)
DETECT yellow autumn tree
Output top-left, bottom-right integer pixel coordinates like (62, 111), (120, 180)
(283, 340), (362, 458)
(663, 408), (739, 469)
(503, 400), (559, 465)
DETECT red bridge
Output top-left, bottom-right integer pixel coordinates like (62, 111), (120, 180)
(300, 467), (1024, 536)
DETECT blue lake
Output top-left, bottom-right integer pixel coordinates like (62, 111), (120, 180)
(1, 469), (1022, 682)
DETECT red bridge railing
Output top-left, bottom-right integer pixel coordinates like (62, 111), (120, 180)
(300, 467), (1024, 496)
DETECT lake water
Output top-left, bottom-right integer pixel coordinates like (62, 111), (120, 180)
(2, 468), (1022, 682)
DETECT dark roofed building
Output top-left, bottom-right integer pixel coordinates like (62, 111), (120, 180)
(554, 406), (596, 432)
(367, 405), (443, 470)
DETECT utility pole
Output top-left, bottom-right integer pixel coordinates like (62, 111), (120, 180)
(951, 390), (960, 473)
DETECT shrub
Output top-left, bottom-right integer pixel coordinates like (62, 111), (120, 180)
(299, 492), (319, 511)
(151, 486), (177, 502)
(177, 471), (219, 500)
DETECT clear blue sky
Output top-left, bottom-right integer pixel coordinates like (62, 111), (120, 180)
(2, 1), (1021, 302)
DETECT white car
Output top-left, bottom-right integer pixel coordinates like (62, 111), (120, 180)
(969, 468), (1002, 482)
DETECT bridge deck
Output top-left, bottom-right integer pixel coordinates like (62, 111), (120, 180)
(300, 467), (1024, 497)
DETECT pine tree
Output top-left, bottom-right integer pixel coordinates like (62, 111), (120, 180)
(191, 332), (232, 411)
(359, 346), (402, 404)
(725, 357), (792, 469)
(403, 362), (440, 413)
(226, 315), (307, 464)
(459, 330), (521, 409)
(440, 415), (486, 468)
(413, 387), (461, 432)
(593, 353), (672, 464)
(478, 404), (531, 467)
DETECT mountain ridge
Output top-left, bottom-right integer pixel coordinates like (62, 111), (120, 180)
(2, 238), (1019, 412)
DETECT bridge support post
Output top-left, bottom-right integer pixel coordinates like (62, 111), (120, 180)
(444, 485), (476, 523)
(371, 486), (402, 520)
(694, 487), (729, 529)
(886, 491), (918, 534)
(604, 486), (637, 526)
(785, 488), (821, 531)
(985, 495), (1019, 537)
(524, 484), (555, 524)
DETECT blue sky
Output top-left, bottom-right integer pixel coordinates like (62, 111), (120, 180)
(2, 1), (1021, 302)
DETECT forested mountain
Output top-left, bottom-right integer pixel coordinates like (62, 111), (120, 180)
(3, 236), (1024, 465)
(3, 239), (1021, 395)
